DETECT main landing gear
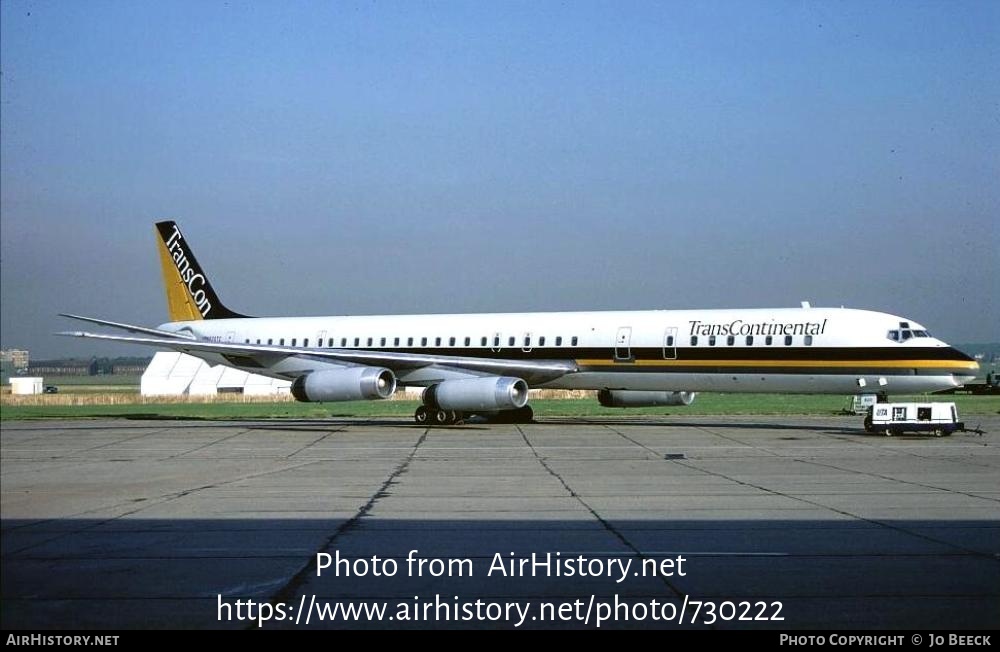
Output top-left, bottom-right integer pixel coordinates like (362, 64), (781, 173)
(413, 404), (534, 426)
(414, 405), (463, 426)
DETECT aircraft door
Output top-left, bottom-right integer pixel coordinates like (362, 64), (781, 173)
(615, 327), (632, 361)
(663, 327), (678, 359)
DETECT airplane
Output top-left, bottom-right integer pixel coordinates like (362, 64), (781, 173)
(58, 221), (979, 425)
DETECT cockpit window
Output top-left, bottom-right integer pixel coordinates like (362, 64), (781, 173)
(888, 321), (927, 343)
(888, 328), (920, 342)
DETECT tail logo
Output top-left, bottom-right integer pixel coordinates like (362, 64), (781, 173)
(164, 224), (212, 317)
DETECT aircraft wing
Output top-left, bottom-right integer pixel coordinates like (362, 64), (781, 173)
(56, 321), (577, 385)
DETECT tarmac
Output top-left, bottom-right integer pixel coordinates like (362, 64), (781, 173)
(2, 415), (998, 629)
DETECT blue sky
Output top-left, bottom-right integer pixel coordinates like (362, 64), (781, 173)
(1, 0), (997, 357)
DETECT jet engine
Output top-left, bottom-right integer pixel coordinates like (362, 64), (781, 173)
(291, 367), (396, 402)
(597, 390), (696, 407)
(423, 377), (528, 412)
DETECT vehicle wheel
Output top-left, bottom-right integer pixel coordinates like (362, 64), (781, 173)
(884, 429), (893, 437)
(414, 405), (429, 424)
(433, 409), (452, 425)
(863, 415), (873, 433)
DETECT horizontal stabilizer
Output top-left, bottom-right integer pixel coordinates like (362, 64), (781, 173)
(59, 314), (196, 340)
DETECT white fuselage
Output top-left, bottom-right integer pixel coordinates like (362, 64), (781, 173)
(160, 306), (977, 395)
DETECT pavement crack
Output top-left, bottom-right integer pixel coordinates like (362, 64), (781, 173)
(164, 428), (251, 460)
(285, 428), (345, 459)
(672, 456), (994, 560)
(261, 428), (429, 624)
(514, 425), (690, 605)
(601, 424), (681, 459)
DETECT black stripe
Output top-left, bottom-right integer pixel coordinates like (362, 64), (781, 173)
(573, 364), (973, 377)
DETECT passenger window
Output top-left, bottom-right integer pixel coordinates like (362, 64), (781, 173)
(804, 335), (813, 346)
(708, 335), (716, 346)
(256, 339), (261, 344)
(421, 337), (427, 346)
(784, 335), (793, 346)
(481, 337), (487, 346)
(380, 337), (386, 346)
(746, 336), (753, 345)
(571, 336), (578, 346)
(556, 336), (563, 346)
(245, 339), (249, 344)
(726, 335), (735, 346)
(435, 337), (441, 346)
(268, 339), (273, 345)
(303, 338), (309, 347)
(463, 337), (469, 346)
(690, 336), (698, 346)
(765, 336), (772, 345)
(293, 338), (298, 347)
(341, 338), (347, 347)
(354, 337), (360, 346)
(539, 336), (546, 346)
(367, 337), (373, 346)
(666, 336), (674, 346)
(524, 336), (531, 347)
(509, 336), (515, 346)
(280, 338), (285, 345)
(449, 337), (456, 346)
(394, 337), (400, 346)
(407, 337), (413, 346)
(494, 336), (501, 347)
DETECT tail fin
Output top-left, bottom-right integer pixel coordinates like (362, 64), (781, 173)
(154, 221), (247, 321)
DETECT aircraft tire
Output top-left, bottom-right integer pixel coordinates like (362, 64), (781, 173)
(414, 405), (429, 425)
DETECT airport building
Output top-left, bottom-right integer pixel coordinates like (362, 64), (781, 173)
(0, 349), (29, 371)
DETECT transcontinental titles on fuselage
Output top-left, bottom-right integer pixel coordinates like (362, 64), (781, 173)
(688, 318), (828, 337)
